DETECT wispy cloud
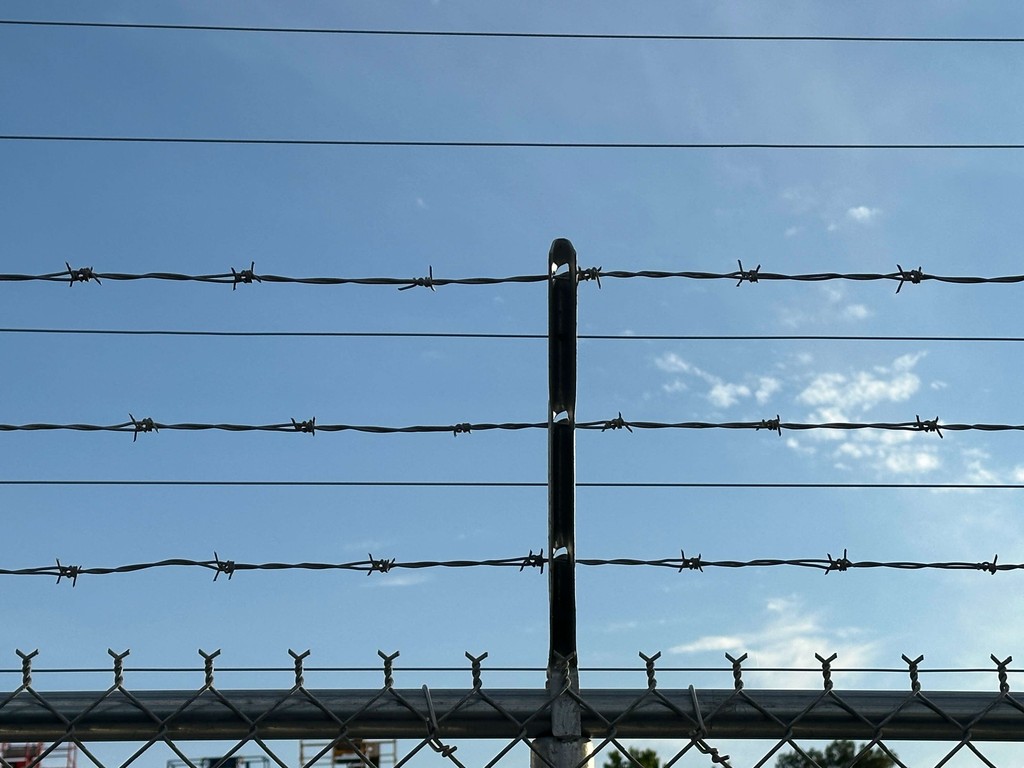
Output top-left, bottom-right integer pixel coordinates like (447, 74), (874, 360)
(846, 205), (881, 223)
(654, 353), (777, 409)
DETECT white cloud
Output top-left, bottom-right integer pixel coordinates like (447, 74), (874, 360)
(654, 352), (758, 409)
(883, 451), (940, 474)
(669, 597), (880, 686)
(708, 382), (751, 408)
(846, 205), (881, 223)
(843, 304), (871, 321)
(798, 357), (921, 413)
(784, 226), (802, 238)
(755, 377), (781, 404)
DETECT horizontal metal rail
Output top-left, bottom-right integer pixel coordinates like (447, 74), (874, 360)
(3, 688), (1023, 742)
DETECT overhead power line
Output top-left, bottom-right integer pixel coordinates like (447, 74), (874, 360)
(0, 415), (1017, 439)
(3, 135), (1024, 150)
(2, 480), (1023, 489)
(3, 20), (1024, 43)
(4, 263), (1024, 292)
(6, 328), (1024, 343)
(4, 550), (1015, 586)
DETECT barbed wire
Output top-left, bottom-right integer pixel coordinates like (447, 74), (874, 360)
(6, 327), (1024, 344)
(2, 550), (1016, 585)
(2, 415), (1021, 439)
(5, 20), (1024, 43)
(5, 263), (1024, 293)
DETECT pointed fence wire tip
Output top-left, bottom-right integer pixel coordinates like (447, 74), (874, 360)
(452, 422), (472, 437)
(65, 261), (100, 286)
(639, 651), (661, 689)
(400, 265), (435, 291)
(602, 412), (632, 432)
(816, 652), (838, 690)
(577, 266), (602, 288)
(289, 649), (311, 686)
(291, 417), (316, 435)
(979, 554), (999, 574)
(465, 651), (488, 689)
(757, 415), (782, 436)
(896, 263), (924, 293)
(825, 548), (851, 574)
(54, 558), (80, 586)
(231, 261), (260, 290)
(108, 649), (130, 687)
(378, 650), (400, 688)
(725, 652), (748, 690)
(129, 413), (157, 442)
(736, 259), (760, 286)
(902, 654), (924, 692)
(991, 654), (1013, 693)
(198, 649), (221, 687)
(212, 551), (235, 581)
(679, 549), (703, 572)
(915, 415), (943, 438)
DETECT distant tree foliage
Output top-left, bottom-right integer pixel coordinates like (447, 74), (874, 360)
(603, 747), (661, 768)
(775, 740), (895, 768)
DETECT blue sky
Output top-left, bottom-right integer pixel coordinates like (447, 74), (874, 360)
(3, 2), (1024, 765)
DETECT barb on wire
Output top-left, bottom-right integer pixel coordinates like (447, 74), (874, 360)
(5, 551), (1024, 584)
(915, 415), (943, 438)
(7, 265), (1024, 290)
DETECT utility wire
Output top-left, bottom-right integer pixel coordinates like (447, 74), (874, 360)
(4, 264), (1024, 292)
(2, 481), (1022, 489)
(2, 136), (1024, 150)
(5, 328), (1024, 343)
(2, 20), (1024, 43)
(0, 416), (1012, 438)
(4, 551), (1015, 585)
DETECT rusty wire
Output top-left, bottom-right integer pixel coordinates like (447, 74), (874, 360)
(2, 550), (1017, 585)
(6, 264), (1024, 292)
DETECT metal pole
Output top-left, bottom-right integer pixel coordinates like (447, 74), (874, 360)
(2, 688), (1021, 742)
(534, 238), (588, 768)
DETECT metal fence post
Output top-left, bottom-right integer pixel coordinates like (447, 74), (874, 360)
(533, 238), (590, 768)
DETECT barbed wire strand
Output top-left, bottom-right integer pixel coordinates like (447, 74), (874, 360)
(4, 136), (1024, 150)
(0, 416), (1018, 438)
(5, 327), (1024, 343)
(4, 20), (1024, 43)
(2, 551), (1015, 585)
(5, 265), (1024, 292)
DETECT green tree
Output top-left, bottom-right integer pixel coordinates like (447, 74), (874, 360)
(775, 740), (895, 768)
(603, 747), (661, 768)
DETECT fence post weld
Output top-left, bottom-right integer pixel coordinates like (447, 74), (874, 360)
(896, 264), (924, 293)
(231, 261), (260, 290)
(639, 651), (661, 690)
(825, 548), (852, 574)
(65, 261), (100, 286)
(902, 654), (924, 692)
(991, 654), (1012, 693)
(816, 653), (838, 690)
(198, 648), (221, 688)
(465, 652), (488, 689)
(725, 652), (748, 691)
(378, 650), (399, 688)
(15, 649), (38, 688)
